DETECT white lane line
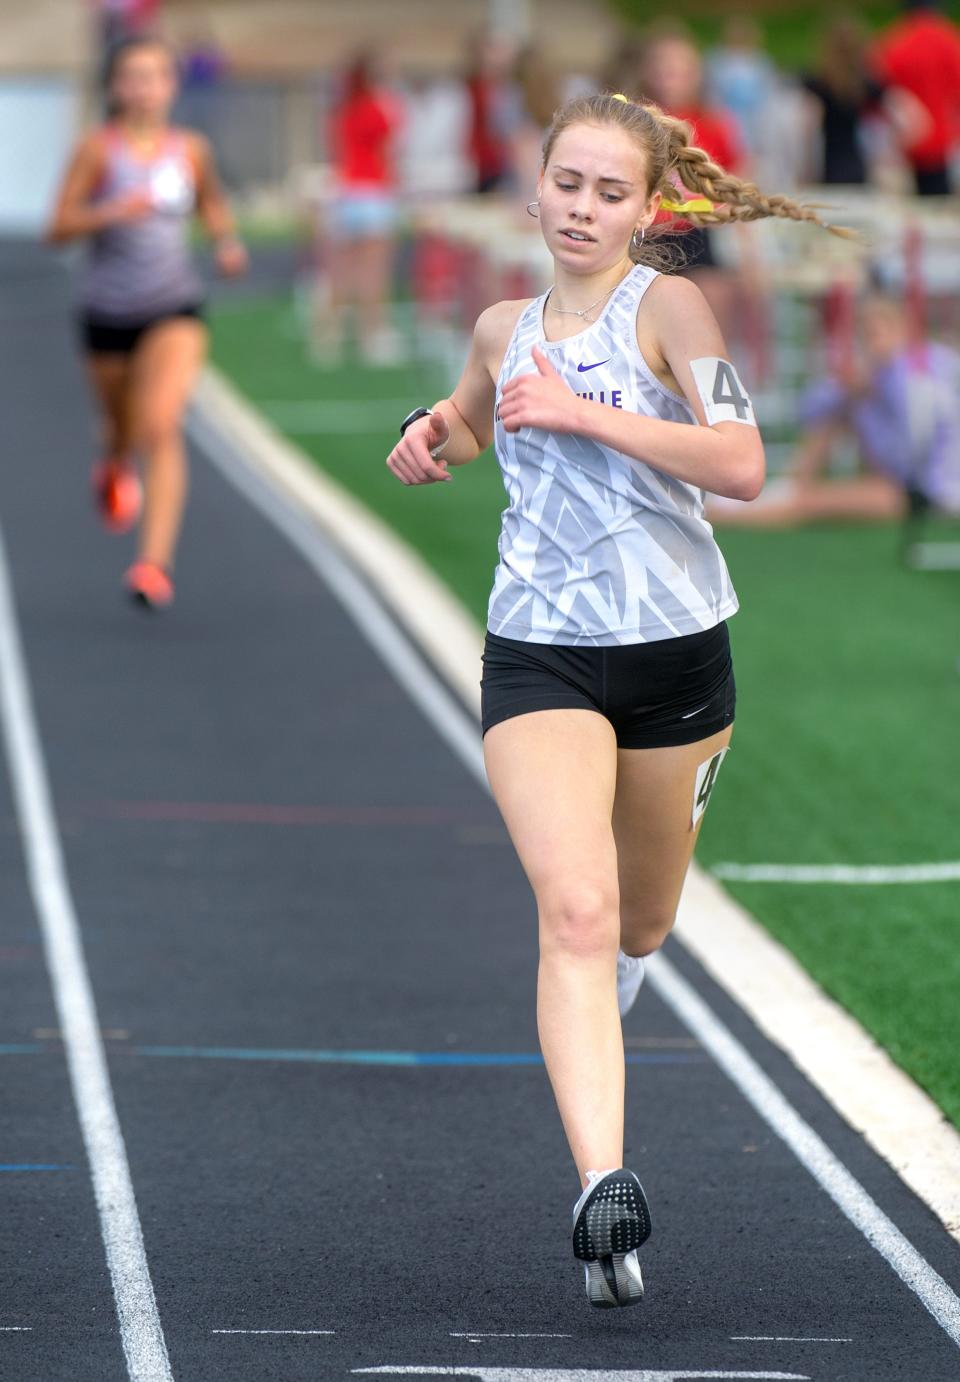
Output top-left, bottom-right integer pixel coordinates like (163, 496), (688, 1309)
(0, 1326), (32, 1331)
(712, 862), (960, 885)
(212, 1329), (335, 1335)
(730, 1337), (851, 1343)
(450, 1333), (573, 1339)
(193, 379), (960, 1353)
(0, 524), (173, 1382)
(647, 952), (960, 1348)
(354, 1369), (810, 1380)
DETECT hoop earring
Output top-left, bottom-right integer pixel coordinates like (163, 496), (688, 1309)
(632, 226), (645, 249)
(526, 201), (541, 219)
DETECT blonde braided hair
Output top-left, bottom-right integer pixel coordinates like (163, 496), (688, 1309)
(541, 92), (857, 269)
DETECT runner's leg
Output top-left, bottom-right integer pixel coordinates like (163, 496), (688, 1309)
(129, 317), (207, 570)
(483, 708), (623, 1186)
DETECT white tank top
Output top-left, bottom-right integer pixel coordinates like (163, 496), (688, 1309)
(488, 263), (740, 645)
(82, 127), (201, 320)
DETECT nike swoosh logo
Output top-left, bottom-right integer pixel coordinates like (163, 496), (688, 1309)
(680, 702), (712, 719)
(577, 359), (611, 373)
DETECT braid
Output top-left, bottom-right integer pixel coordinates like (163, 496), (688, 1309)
(653, 106), (858, 241)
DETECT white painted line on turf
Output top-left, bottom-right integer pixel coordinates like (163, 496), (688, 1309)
(191, 367), (960, 1349)
(0, 524), (173, 1382)
(712, 861), (960, 885)
(355, 1370), (810, 1380)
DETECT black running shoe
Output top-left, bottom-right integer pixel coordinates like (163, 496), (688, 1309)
(572, 1167), (651, 1308)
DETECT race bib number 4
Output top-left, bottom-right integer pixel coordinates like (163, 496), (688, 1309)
(690, 357), (756, 426)
(692, 747), (729, 827)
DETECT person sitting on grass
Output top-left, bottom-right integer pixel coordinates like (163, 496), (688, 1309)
(708, 292), (960, 527)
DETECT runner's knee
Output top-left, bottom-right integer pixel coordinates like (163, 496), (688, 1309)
(138, 414), (184, 454)
(538, 883), (620, 960)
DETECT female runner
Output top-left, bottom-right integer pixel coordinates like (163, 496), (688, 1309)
(386, 92), (846, 1308)
(47, 35), (247, 609)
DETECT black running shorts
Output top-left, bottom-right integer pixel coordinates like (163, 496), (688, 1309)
(481, 621), (735, 749)
(79, 302), (205, 355)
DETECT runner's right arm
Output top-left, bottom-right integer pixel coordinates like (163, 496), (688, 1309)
(45, 134), (151, 243)
(386, 300), (523, 486)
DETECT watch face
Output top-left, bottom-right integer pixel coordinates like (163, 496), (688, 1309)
(401, 408), (431, 435)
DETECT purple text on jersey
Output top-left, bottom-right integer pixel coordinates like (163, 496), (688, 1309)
(576, 390), (623, 407)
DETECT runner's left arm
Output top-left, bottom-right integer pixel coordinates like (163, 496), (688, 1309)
(191, 134), (248, 276)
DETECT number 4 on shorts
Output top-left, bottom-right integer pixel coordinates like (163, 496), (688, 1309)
(692, 747), (729, 827)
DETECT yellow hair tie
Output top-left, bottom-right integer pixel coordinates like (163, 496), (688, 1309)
(611, 92), (631, 104)
(661, 196), (714, 213)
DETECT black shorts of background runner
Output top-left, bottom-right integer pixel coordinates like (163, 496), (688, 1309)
(481, 620), (735, 749)
(78, 301), (205, 355)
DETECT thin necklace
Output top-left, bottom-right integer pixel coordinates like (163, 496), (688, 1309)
(546, 284), (616, 319)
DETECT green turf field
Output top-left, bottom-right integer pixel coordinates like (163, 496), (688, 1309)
(211, 295), (960, 1128)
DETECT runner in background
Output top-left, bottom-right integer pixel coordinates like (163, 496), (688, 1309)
(46, 34), (247, 609)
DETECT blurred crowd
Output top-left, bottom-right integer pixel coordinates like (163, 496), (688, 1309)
(95, 3), (960, 208)
(320, 7), (960, 206)
(94, 0), (960, 523)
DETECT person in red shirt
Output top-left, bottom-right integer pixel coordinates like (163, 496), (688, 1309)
(636, 27), (756, 357)
(637, 27), (744, 270)
(872, 0), (960, 195)
(325, 53), (404, 362)
(465, 32), (514, 194)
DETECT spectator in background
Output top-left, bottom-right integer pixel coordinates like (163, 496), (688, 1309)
(325, 51), (403, 364)
(179, 25), (228, 92)
(505, 45), (561, 195)
(466, 32), (515, 194)
(709, 293), (960, 527)
(398, 74), (470, 201)
(801, 16), (887, 185)
(636, 25), (755, 359)
(602, 31), (648, 107)
(638, 25), (745, 269)
(705, 16), (778, 161)
(872, 0), (960, 195)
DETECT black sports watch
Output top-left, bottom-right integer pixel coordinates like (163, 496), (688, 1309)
(399, 406), (433, 437)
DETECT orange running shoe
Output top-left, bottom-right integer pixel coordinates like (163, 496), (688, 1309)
(124, 561), (174, 610)
(91, 461), (142, 533)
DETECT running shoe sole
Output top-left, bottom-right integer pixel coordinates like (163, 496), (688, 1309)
(572, 1169), (651, 1309)
(584, 1252), (644, 1308)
